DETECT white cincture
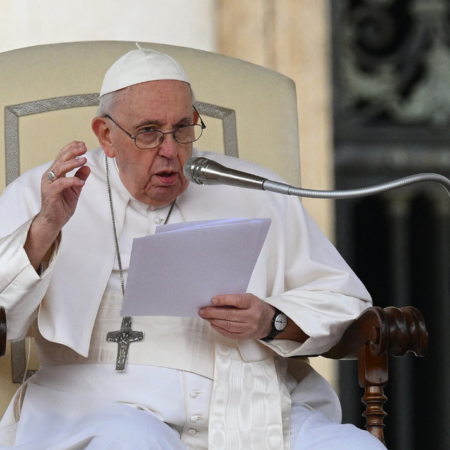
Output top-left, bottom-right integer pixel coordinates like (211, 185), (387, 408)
(209, 333), (291, 450)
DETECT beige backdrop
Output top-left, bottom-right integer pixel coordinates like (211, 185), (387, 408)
(217, 0), (335, 239)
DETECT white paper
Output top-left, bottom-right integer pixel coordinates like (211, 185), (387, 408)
(120, 218), (271, 317)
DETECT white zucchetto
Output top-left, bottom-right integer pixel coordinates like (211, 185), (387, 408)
(100, 47), (191, 97)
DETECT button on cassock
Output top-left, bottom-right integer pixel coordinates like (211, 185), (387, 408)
(190, 415), (203, 423)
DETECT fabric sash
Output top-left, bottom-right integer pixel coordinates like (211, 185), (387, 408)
(210, 333), (291, 450)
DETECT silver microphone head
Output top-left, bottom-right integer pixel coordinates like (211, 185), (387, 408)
(183, 157), (267, 190)
(183, 157), (211, 184)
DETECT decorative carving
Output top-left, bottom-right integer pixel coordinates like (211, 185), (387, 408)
(334, 0), (450, 139)
(322, 306), (428, 360)
(321, 306), (428, 444)
(361, 385), (388, 444)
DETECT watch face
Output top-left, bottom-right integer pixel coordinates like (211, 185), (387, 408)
(274, 313), (288, 331)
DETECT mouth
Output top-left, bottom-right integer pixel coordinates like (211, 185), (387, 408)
(154, 170), (179, 185)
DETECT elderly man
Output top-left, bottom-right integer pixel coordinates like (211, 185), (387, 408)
(0, 48), (384, 450)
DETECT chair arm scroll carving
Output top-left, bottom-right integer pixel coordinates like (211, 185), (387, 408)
(320, 306), (428, 446)
(321, 306), (428, 360)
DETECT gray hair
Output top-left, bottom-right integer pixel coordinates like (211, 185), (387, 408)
(97, 84), (197, 117)
(97, 91), (120, 117)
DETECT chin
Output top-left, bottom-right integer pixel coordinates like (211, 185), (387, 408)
(143, 189), (179, 206)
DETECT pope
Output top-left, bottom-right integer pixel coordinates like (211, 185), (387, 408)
(0, 47), (385, 450)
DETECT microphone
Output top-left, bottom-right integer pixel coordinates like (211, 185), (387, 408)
(184, 157), (450, 199)
(183, 157), (268, 190)
(184, 157), (305, 194)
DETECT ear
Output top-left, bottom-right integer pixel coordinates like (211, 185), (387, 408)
(92, 116), (115, 158)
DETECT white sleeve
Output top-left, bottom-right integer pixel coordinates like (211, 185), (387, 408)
(260, 197), (372, 357)
(0, 219), (58, 341)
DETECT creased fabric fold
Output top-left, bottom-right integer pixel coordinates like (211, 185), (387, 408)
(209, 332), (289, 450)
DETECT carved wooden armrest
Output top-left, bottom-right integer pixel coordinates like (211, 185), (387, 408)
(321, 306), (428, 446)
(0, 306), (6, 358)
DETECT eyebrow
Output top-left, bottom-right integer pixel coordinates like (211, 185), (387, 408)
(134, 116), (193, 130)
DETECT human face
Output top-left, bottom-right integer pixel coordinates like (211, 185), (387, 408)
(101, 80), (196, 206)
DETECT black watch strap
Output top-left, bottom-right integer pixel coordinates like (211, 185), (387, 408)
(261, 307), (287, 342)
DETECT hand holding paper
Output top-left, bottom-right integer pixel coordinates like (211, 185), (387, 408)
(198, 292), (276, 341)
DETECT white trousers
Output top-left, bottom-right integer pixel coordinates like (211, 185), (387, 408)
(0, 367), (385, 450)
(1, 396), (385, 450)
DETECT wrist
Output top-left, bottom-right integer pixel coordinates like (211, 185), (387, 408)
(24, 215), (61, 270)
(261, 307), (288, 342)
(261, 304), (275, 338)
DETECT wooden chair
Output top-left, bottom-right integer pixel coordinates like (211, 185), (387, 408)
(0, 41), (429, 447)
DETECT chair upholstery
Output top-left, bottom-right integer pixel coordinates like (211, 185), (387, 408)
(0, 41), (301, 189)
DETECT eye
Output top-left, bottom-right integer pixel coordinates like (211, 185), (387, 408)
(139, 126), (158, 133)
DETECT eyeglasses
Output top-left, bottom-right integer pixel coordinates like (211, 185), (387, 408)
(104, 106), (206, 150)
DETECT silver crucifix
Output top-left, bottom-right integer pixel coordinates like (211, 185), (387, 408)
(106, 316), (144, 372)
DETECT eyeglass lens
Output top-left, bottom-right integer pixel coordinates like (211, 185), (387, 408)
(135, 125), (204, 149)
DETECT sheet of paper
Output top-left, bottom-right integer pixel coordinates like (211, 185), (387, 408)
(120, 218), (271, 317)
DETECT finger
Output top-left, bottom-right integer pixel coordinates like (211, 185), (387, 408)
(211, 294), (254, 309)
(47, 156), (88, 180)
(47, 174), (87, 193)
(44, 141), (88, 183)
(51, 141), (87, 169)
(209, 323), (249, 340)
(58, 141), (87, 159)
(207, 319), (253, 334)
(199, 306), (249, 323)
(74, 165), (91, 182)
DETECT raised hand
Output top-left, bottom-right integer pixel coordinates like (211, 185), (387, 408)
(38, 141), (90, 230)
(24, 141), (91, 270)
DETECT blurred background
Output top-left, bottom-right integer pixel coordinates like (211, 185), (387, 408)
(0, 0), (447, 448)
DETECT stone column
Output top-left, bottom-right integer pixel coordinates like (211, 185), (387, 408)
(217, 0), (335, 239)
(217, 0), (337, 388)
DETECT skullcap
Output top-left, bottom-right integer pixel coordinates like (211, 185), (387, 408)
(100, 46), (191, 97)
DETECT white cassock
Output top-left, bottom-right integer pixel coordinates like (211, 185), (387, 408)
(0, 148), (385, 449)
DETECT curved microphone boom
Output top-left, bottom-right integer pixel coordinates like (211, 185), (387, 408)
(184, 157), (450, 199)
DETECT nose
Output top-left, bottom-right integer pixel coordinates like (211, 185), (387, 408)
(157, 132), (179, 159)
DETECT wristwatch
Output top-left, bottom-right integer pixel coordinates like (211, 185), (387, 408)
(262, 307), (288, 342)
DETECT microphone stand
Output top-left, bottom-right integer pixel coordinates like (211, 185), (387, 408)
(184, 157), (450, 199)
(262, 173), (450, 200)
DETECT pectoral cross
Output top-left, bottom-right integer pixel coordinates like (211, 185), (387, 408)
(106, 316), (144, 372)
